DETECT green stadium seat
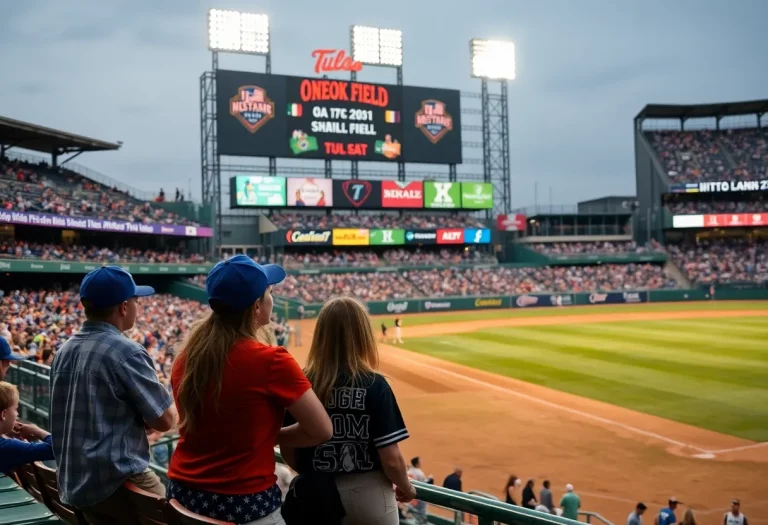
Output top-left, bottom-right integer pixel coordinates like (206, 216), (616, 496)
(0, 500), (58, 524)
(0, 488), (35, 509)
(0, 476), (20, 492)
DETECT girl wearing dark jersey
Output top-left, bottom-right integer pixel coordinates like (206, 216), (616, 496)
(282, 297), (415, 525)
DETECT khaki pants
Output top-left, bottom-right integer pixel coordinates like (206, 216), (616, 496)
(335, 471), (398, 525)
(81, 469), (165, 525)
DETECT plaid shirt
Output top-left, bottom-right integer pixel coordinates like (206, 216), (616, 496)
(50, 321), (173, 508)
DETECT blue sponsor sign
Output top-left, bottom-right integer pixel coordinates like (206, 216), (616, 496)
(463, 228), (491, 244)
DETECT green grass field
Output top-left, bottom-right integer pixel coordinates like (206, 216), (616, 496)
(395, 302), (768, 441)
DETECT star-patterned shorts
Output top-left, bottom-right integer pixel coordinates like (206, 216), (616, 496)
(168, 481), (282, 524)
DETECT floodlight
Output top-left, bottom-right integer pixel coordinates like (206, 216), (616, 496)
(470, 39), (516, 80)
(208, 9), (269, 55)
(351, 25), (403, 67)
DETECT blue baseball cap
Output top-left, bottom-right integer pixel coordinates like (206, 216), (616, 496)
(0, 337), (24, 361)
(79, 266), (155, 309)
(206, 255), (285, 312)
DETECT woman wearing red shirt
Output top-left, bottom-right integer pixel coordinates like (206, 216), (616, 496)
(168, 255), (332, 524)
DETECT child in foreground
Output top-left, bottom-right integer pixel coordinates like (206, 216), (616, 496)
(0, 381), (55, 472)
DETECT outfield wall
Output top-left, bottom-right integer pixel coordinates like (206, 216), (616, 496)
(291, 287), (768, 318)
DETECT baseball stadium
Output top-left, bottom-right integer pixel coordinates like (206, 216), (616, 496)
(1, 6), (767, 525)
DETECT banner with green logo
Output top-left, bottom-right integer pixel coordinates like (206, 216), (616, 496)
(232, 176), (287, 207)
(369, 229), (405, 245)
(460, 182), (493, 209)
(424, 182), (461, 209)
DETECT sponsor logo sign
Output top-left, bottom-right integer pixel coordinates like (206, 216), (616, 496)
(332, 228), (370, 246)
(286, 178), (334, 207)
(285, 229), (333, 245)
(369, 229), (405, 246)
(460, 182), (493, 209)
(463, 228), (491, 244)
(622, 292), (642, 303)
(437, 228), (465, 244)
(424, 300), (452, 311)
(404, 230), (437, 245)
(673, 213), (768, 228)
(496, 213), (527, 232)
(589, 293), (608, 304)
(474, 297), (504, 308)
(232, 175), (287, 207)
(516, 295), (539, 308)
(424, 181), (460, 209)
(332, 179), (382, 209)
(381, 181), (424, 208)
(669, 180), (768, 193)
(387, 301), (409, 313)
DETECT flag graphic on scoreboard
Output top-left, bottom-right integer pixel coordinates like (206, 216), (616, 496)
(385, 110), (400, 123)
(287, 103), (303, 117)
(229, 86), (275, 134)
(415, 99), (453, 144)
(289, 130), (319, 155)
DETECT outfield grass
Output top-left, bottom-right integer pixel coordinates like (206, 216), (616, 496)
(398, 307), (768, 441)
(375, 300), (768, 328)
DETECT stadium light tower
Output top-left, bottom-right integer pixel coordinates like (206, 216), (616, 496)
(469, 38), (515, 218)
(207, 9), (271, 71)
(350, 25), (404, 180)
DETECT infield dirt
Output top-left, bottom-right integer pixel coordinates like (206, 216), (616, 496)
(289, 307), (768, 525)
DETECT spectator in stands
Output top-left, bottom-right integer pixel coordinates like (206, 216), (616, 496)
(522, 479), (537, 509)
(725, 499), (748, 525)
(559, 484), (581, 520)
(281, 296), (415, 525)
(168, 255), (331, 524)
(50, 267), (177, 524)
(443, 467), (463, 492)
(407, 457), (432, 522)
(0, 337), (25, 381)
(628, 502), (648, 525)
(0, 382), (55, 472)
(504, 475), (520, 506)
(540, 479), (555, 514)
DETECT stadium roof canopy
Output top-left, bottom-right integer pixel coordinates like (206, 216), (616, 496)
(0, 116), (120, 157)
(635, 99), (768, 121)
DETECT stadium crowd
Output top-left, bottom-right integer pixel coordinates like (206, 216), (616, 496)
(531, 240), (663, 255)
(0, 157), (199, 226)
(648, 128), (768, 183)
(667, 238), (768, 285)
(279, 248), (496, 268)
(0, 241), (210, 264)
(270, 212), (486, 230)
(666, 199), (768, 215)
(281, 271), (421, 302)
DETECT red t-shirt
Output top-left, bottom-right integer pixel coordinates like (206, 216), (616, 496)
(168, 340), (310, 494)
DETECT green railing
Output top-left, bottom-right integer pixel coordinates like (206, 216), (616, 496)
(7, 360), (585, 525)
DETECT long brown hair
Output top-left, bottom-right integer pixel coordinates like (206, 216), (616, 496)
(305, 297), (378, 405)
(175, 300), (265, 432)
(681, 509), (698, 525)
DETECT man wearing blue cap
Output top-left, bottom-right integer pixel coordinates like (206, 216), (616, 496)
(50, 266), (178, 525)
(0, 336), (25, 381)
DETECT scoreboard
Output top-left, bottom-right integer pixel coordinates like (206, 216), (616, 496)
(216, 70), (462, 164)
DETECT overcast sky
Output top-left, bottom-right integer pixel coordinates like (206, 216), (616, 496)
(1, 0), (766, 208)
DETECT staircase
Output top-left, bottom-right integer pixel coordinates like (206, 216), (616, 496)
(665, 260), (691, 288)
(717, 138), (739, 169)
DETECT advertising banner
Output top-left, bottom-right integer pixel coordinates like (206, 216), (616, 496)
(586, 291), (648, 304)
(423, 181), (461, 209)
(381, 181), (424, 208)
(436, 228), (465, 244)
(0, 260), (212, 275)
(332, 179), (382, 209)
(369, 229), (405, 245)
(366, 300), (420, 315)
(513, 294), (574, 308)
(673, 213), (768, 228)
(230, 175), (286, 207)
(332, 228), (370, 246)
(668, 180), (768, 193)
(287, 178), (334, 207)
(460, 182), (493, 209)
(463, 228), (491, 244)
(496, 213), (527, 231)
(284, 229), (333, 245)
(0, 210), (213, 238)
(404, 230), (438, 245)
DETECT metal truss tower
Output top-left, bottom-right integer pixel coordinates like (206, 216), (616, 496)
(481, 79), (511, 219)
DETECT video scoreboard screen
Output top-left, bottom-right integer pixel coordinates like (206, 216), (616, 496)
(230, 177), (493, 210)
(217, 70), (462, 164)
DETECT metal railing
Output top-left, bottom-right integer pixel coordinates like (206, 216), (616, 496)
(7, 361), (592, 525)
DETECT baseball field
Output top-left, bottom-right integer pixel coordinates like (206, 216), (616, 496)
(292, 301), (768, 525)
